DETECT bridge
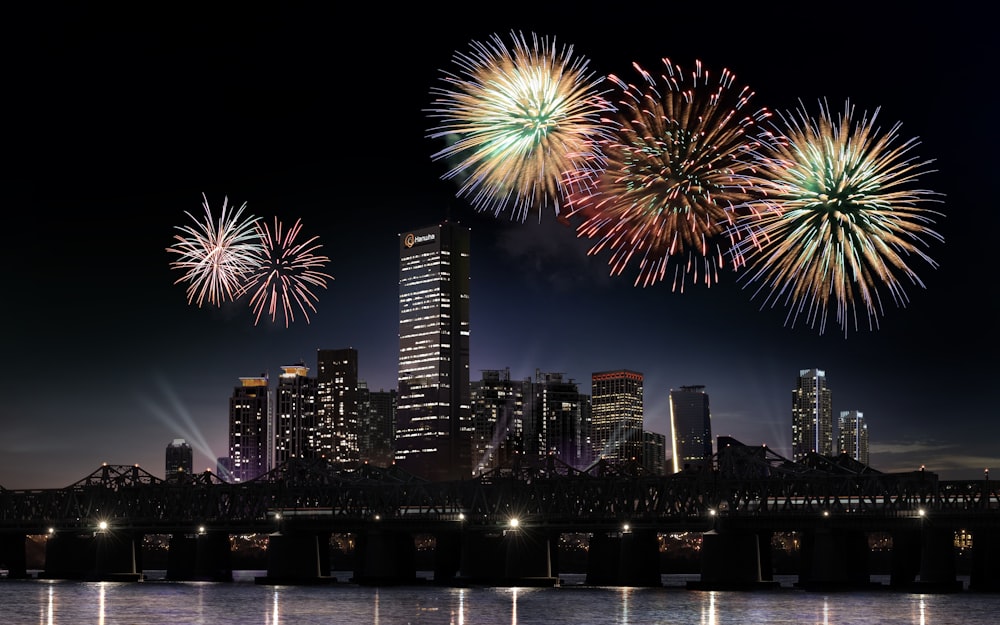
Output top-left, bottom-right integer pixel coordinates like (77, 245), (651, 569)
(2, 439), (999, 591)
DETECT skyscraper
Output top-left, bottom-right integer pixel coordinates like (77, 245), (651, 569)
(838, 409), (870, 466)
(359, 383), (396, 467)
(228, 375), (271, 482)
(529, 370), (591, 469)
(669, 385), (713, 473)
(471, 368), (528, 474)
(591, 369), (644, 463)
(395, 222), (472, 481)
(792, 368), (833, 462)
(274, 363), (319, 465)
(316, 348), (360, 463)
(165, 438), (193, 477)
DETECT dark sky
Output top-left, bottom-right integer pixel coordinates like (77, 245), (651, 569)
(2, 5), (995, 489)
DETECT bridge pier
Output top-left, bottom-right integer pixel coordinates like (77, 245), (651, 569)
(0, 533), (29, 578)
(586, 530), (660, 587)
(256, 532), (335, 585)
(40, 531), (142, 581)
(502, 527), (558, 586)
(970, 529), (1000, 592)
(455, 529), (558, 586)
(688, 530), (779, 590)
(352, 529), (419, 585)
(796, 528), (875, 590)
(432, 530), (462, 583)
(166, 532), (233, 582)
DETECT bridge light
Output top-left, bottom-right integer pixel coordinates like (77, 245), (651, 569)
(622, 523), (631, 533)
(508, 518), (520, 529)
(374, 514), (381, 522)
(822, 510), (830, 517)
(48, 527), (55, 535)
(708, 509), (716, 517)
(198, 526), (206, 535)
(918, 508), (926, 517)
(97, 521), (109, 533)
(458, 513), (465, 521)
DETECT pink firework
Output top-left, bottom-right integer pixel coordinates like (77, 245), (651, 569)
(244, 217), (333, 326)
(167, 194), (263, 308)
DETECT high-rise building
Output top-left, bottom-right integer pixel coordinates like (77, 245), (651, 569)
(359, 383), (396, 467)
(792, 368), (833, 462)
(838, 409), (870, 466)
(274, 363), (319, 465)
(643, 430), (667, 475)
(228, 375), (271, 482)
(316, 348), (360, 463)
(669, 385), (713, 473)
(471, 368), (528, 474)
(591, 369), (644, 463)
(395, 222), (472, 481)
(165, 438), (193, 477)
(527, 370), (592, 469)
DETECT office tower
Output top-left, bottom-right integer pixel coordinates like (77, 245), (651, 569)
(669, 385), (713, 473)
(316, 348), (360, 463)
(643, 430), (667, 475)
(228, 375), (271, 482)
(792, 368), (833, 462)
(471, 368), (528, 473)
(591, 369), (644, 463)
(529, 370), (592, 469)
(274, 362), (320, 465)
(395, 222), (472, 481)
(838, 409), (870, 466)
(359, 383), (396, 467)
(165, 438), (193, 477)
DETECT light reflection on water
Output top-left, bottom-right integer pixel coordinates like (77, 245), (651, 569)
(5, 573), (997, 625)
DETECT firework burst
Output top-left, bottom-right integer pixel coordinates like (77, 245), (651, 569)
(567, 58), (770, 290)
(730, 99), (945, 336)
(167, 194), (263, 307)
(243, 217), (333, 327)
(426, 30), (615, 222)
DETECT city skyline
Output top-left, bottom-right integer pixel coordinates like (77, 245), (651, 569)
(1, 5), (995, 489)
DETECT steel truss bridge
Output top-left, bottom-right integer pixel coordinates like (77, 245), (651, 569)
(2, 440), (999, 537)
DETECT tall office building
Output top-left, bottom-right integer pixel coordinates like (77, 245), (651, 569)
(471, 368), (528, 473)
(228, 375), (271, 482)
(591, 369), (644, 463)
(792, 368), (833, 462)
(528, 370), (592, 469)
(274, 363), (320, 465)
(669, 385), (713, 473)
(165, 438), (193, 477)
(838, 409), (870, 466)
(316, 348), (360, 463)
(359, 383), (396, 467)
(643, 430), (667, 475)
(395, 222), (472, 481)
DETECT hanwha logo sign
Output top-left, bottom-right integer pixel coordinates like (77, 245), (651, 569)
(404, 232), (436, 248)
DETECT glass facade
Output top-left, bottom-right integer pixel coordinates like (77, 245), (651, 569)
(395, 222), (472, 481)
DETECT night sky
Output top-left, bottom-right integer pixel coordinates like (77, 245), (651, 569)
(2, 5), (995, 489)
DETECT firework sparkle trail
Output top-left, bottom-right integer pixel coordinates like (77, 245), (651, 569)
(730, 99), (945, 336)
(167, 194), (263, 308)
(567, 58), (770, 290)
(426, 30), (615, 222)
(244, 217), (333, 327)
